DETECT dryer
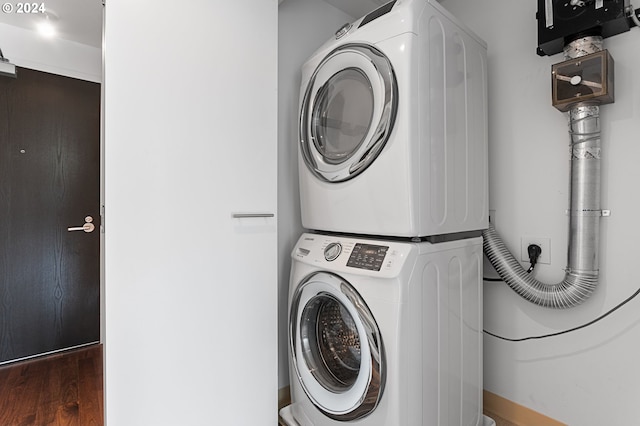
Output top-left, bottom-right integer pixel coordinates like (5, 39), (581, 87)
(297, 0), (488, 238)
(280, 232), (484, 425)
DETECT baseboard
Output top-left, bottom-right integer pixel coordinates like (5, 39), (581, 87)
(279, 386), (291, 410)
(278, 386), (291, 426)
(484, 390), (567, 426)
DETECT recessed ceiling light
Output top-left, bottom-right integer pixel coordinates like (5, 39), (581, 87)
(37, 20), (56, 38)
(36, 10), (59, 39)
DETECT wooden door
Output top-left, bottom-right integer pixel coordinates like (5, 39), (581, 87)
(0, 67), (100, 364)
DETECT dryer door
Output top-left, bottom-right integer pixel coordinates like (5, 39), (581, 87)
(289, 272), (385, 421)
(299, 43), (398, 183)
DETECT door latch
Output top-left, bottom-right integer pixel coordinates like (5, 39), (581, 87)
(68, 216), (95, 233)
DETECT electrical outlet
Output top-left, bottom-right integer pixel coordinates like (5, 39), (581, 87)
(520, 237), (551, 265)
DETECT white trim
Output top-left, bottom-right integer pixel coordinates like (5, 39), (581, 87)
(0, 341), (99, 366)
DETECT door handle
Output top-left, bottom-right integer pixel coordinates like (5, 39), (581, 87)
(68, 223), (95, 233)
(68, 216), (95, 233)
(232, 213), (275, 218)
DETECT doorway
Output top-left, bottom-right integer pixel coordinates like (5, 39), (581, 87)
(0, 67), (101, 364)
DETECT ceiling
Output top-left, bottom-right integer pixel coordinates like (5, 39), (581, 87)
(0, 0), (444, 51)
(322, 0), (389, 19)
(322, 0), (444, 20)
(0, 0), (102, 48)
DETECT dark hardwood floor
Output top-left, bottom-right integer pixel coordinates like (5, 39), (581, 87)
(0, 344), (103, 426)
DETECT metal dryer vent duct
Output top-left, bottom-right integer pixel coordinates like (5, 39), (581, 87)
(483, 36), (605, 309)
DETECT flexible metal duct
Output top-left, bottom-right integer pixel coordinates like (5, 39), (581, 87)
(482, 36), (604, 308)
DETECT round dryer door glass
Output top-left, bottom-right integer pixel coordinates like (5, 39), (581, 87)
(290, 272), (384, 421)
(300, 43), (398, 182)
(311, 68), (374, 164)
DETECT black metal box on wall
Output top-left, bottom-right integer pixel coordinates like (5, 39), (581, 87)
(537, 0), (631, 56)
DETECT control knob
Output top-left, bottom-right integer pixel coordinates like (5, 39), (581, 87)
(324, 242), (342, 262)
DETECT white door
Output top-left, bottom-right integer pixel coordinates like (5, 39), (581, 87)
(103, 1), (277, 425)
(299, 44), (398, 182)
(290, 272), (384, 421)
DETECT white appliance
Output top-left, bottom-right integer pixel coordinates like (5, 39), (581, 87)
(297, 0), (488, 238)
(280, 232), (484, 425)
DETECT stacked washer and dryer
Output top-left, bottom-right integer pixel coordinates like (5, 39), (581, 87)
(280, 1), (493, 425)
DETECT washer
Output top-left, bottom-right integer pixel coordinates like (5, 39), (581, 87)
(297, 0), (488, 238)
(280, 232), (484, 425)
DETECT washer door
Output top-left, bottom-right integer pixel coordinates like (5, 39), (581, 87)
(290, 272), (385, 421)
(299, 43), (398, 183)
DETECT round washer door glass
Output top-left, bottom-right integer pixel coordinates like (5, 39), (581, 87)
(300, 43), (398, 183)
(290, 272), (385, 421)
(300, 293), (361, 391)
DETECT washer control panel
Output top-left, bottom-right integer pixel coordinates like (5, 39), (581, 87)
(293, 233), (413, 277)
(346, 243), (389, 271)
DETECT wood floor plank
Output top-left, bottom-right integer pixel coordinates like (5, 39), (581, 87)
(0, 365), (18, 424)
(0, 362), (49, 425)
(35, 352), (64, 426)
(0, 365), (31, 425)
(78, 350), (103, 425)
(55, 353), (80, 426)
(0, 345), (103, 426)
(15, 363), (47, 425)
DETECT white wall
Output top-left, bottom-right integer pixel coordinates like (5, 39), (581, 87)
(277, 0), (355, 389)
(440, 1), (640, 424)
(0, 23), (101, 82)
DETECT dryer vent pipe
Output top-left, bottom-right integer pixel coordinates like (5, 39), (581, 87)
(482, 36), (604, 309)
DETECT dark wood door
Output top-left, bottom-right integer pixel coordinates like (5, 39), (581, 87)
(0, 67), (100, 364)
